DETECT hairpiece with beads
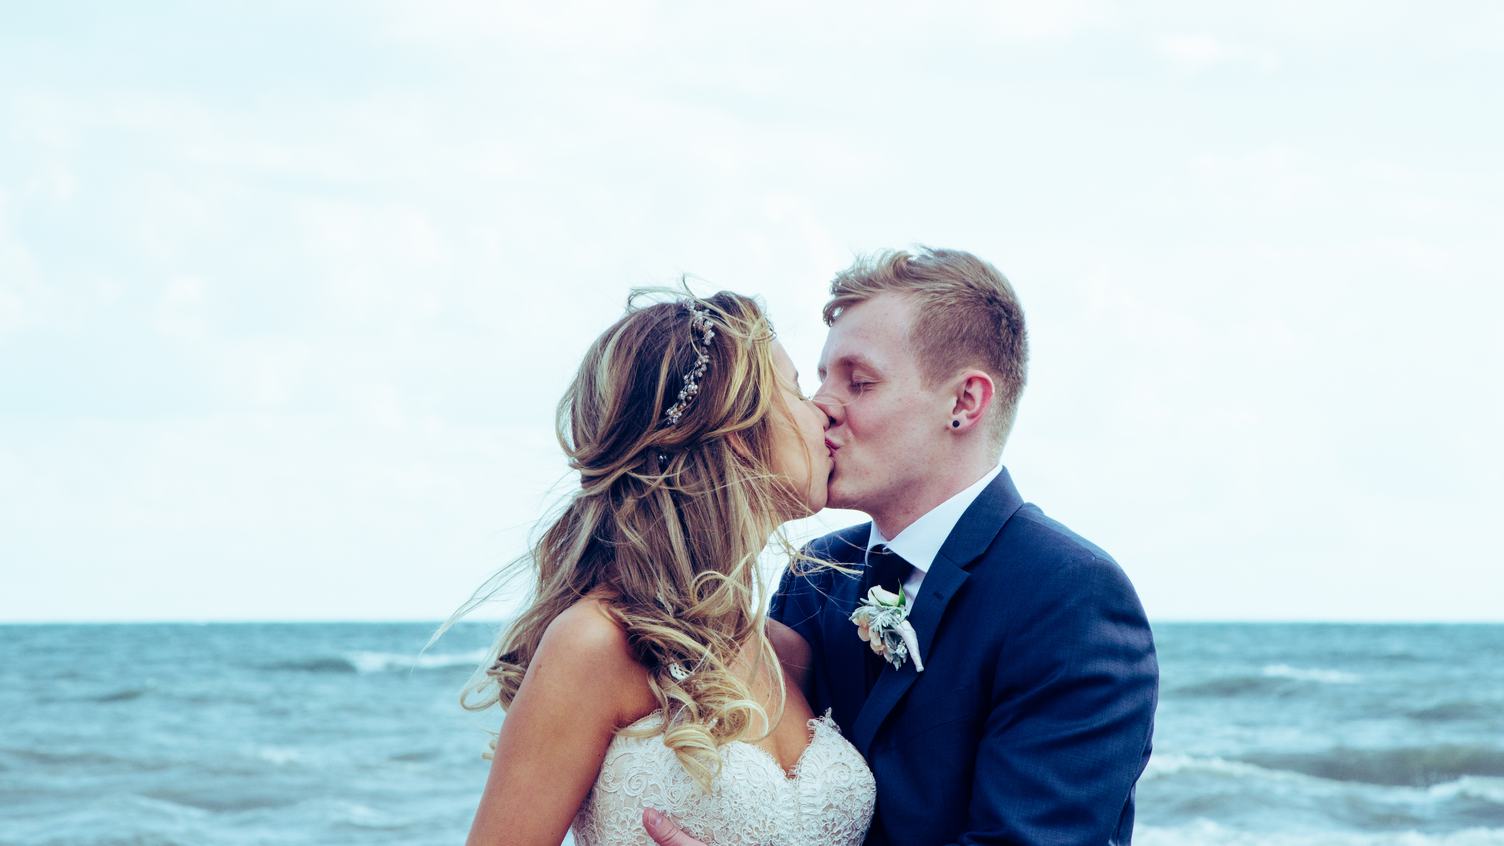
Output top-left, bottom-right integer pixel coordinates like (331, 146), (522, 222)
(663, 303), (716, 426)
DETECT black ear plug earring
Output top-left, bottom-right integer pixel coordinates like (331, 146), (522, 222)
(951, 419), (961, 428)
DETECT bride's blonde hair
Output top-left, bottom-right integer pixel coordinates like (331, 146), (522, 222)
(447, 289), (813, 791)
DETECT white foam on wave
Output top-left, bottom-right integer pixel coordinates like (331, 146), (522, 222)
(1143, 753), (1308, 783)
(1262, 663), (1361, 684)
(335, 799), (405, 829)
(1139, 820), (1504, 846)
(1429, 776), (1504, 805)
(346, 648), (489, 674)
(254, 745), (304, 766)
(280, 797), (410, 830)
(1146, 753), (1504, 810)
(20, 792), (215, 844)
(110, 792), (215, 820)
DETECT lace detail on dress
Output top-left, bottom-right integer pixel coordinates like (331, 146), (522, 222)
(571, 709), (875, 846)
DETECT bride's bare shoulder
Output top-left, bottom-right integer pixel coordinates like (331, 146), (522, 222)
(539, 598), (634, 668)
(765, 618), (813, 689)
(533, 598), (653, 715)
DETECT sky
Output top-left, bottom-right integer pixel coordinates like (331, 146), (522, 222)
(1, 2), (1501, 622)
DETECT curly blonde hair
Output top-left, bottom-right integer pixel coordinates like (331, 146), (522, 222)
(445, 289), (813, 791)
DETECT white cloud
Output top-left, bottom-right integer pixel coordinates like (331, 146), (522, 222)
(376, 0), (1112, 55)
(1158, 33), (1231, 69)
(1157, 33), (1281, 72)
(0, 192), (38, 335)
(153, 275), (207, 341)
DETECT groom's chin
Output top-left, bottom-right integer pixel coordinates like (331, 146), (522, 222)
(823, 479), (854, 511)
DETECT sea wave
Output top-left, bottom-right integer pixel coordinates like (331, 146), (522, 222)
(345, 648), (489, 674)
(38, 685), (153, 704)
(318, 799), (411, 831)
(129, 791), (226, 816)
(1242, 745), (1504, 788)
(141, 785), (300, 814)
(1172, 664), (1362, 697)
(1261, 663), (1361, 684)
(1429, 776), (1504, 805)
(1407, 700), (1502, 722)
(1146, 753), (1504, 806)
(1, 747), (140, 769)
(251, 745), (305, 766)
(261, 656), (361, 673)
(1138, 821), (1504, 846)
(261, 649), (487, 675)
(95, 687), (149, 703)
(19, 792), (215, 846)
(1144, 753), (1308, 783)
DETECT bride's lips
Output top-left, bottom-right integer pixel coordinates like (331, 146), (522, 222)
(824, 438), (839, 458)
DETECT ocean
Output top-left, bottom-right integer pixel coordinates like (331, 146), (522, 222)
(2, 622), (1501, 845)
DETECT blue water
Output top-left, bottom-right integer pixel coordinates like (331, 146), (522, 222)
(2, 623), (1501, 844)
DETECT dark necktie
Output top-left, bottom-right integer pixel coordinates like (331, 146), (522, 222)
(864, 544), (914, 692)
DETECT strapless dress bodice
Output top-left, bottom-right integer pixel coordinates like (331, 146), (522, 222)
(571, 710), (875, 846)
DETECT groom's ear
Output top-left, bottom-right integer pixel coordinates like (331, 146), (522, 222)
(949, 370), (995, 432)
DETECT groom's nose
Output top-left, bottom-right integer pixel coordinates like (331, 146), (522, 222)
(813, 391), (841, 428)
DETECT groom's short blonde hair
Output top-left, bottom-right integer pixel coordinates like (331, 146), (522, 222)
(823, 247), (1028, 447)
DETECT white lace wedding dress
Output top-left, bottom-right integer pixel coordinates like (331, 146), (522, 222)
(571, 710), (876, 846)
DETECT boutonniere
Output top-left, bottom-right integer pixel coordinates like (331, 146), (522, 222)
(850, 586), (924, 672)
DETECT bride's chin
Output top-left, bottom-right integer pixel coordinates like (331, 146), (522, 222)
(789, 498), (820, 520)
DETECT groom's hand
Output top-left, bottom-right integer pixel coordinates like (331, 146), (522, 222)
(642, 808), (709, 846)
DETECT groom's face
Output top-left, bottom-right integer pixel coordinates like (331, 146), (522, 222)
(814, 293), (947, 513)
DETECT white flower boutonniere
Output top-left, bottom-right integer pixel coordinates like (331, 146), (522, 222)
(850, 585), (924, 672)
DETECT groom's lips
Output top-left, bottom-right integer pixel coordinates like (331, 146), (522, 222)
(825, 438), (839, 457)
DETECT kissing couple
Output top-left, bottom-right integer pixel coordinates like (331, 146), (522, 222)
(462, 248), (1159, 845)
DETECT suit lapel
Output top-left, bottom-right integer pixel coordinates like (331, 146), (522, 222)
(851, 553), (968, 757)
(849, 468), (1026, 758)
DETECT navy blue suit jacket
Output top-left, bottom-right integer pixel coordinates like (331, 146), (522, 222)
(770, 468), (1158, 846)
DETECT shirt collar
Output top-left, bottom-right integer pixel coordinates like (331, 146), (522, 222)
(866, 464), (1004, 574)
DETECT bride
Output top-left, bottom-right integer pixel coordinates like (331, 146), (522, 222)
(460, 291), (875, 846)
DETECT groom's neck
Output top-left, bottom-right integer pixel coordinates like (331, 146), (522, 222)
(866, 457), (998, 540)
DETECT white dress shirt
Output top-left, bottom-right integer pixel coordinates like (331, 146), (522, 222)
(865, 464), (1004, 607)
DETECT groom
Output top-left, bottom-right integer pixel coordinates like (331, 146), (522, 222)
(648, 247), (1159, 845)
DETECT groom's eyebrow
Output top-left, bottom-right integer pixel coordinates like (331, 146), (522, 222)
(818, 354), (879, 380)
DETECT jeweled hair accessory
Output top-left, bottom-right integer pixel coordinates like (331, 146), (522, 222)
(663, 303), (716, 426)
